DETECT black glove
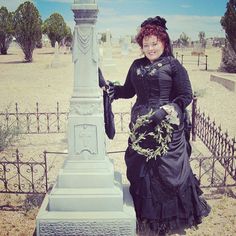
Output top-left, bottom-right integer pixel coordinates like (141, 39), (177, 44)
(106, 81), (115, 102)
(98, 67), (106, 88)
(149, 108), (168, 126)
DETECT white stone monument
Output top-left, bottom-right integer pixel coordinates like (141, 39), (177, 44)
(51, 41), (61, 68)
(36, 1), (135, 235)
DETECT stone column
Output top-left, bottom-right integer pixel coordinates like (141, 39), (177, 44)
(36, 1), (135, 235)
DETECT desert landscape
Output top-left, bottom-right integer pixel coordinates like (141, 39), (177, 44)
(0, 43), (236, 236)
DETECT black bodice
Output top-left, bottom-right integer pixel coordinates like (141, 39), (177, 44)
(114, 55), (192, 114)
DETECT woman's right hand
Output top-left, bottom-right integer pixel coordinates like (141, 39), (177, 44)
(106, 81), (115, 102)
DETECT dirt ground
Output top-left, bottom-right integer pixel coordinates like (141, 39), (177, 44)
(0, 43), (236, 236)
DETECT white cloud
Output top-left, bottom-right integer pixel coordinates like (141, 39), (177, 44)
(167, 15), (224, 40)
(94, 13), (225, 40)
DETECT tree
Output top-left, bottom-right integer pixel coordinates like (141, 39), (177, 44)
(221, 0), (236, 53)
(63, 26), (73, 47)
(0, 6), (14, 55)
(179, 32), (190, 47)
(13, 1), (42, 62)
(100, 32), (106, 43)
(198, 31), (206, 48)
(42, 13), (68, 47)
(219, 40), (236, 73)
(219, 0), (236, 72)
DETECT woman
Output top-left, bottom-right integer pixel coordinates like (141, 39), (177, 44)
(107, 16), (210, 235)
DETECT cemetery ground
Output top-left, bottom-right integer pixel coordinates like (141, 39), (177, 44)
(0, 44), (236, 236)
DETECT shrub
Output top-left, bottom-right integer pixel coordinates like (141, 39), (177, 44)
(0, 122), (20, 151)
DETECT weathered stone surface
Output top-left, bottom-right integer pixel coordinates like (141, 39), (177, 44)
(39, 220), (134, 236)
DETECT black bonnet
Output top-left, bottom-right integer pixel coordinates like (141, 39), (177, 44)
(141, 16), (168, 30)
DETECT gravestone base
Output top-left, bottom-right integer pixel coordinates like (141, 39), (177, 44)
(36, 184), (136, 236)
(37, 158), (136, 236)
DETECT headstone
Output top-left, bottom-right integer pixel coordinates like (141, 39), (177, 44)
(51, 41), (61, 68)
(36, 1), (136, 235)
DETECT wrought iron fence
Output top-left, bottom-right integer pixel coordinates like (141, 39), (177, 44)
(0, 102), (130, 135)
(192, 96), (236, 181)
(1, 149), (234, 196)
(0, 99), (236, 193)
(0, 149), (48, 194)
(175, 52), (208, 70)
(0, 102), (68, 134)
(0, 150), (69, 195)
(190, 154), (235, 187)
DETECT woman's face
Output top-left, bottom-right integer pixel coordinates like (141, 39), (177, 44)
(142, 35), (164, 62)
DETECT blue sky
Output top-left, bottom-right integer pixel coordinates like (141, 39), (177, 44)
(0, 0), (228, 40)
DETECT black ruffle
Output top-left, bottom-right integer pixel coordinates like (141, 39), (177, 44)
(131, 171), (211, 235)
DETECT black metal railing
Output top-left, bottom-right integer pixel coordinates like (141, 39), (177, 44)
(0, 102), (68, 134)
(0, 99), (236, 189)
(175, 52), (208, 70)
(0, 149), (48, 194)
(0, 102), (131, 135)
(1, 149), (234, 196)
(192, 96), (236, 181)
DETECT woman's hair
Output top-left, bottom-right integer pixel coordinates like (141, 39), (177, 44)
(135, 16), (173, 57)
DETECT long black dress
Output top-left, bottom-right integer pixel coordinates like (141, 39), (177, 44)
(113, 55), (210, 234)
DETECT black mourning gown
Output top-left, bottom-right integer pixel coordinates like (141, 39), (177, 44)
(114, 55), (210, 234)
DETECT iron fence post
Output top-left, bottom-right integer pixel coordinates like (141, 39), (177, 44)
(191, 95), (197, 141)
(205, 55), (208, 70)
(43, 150), (48, 192)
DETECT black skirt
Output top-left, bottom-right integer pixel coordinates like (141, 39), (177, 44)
(125, 128), (211, 235)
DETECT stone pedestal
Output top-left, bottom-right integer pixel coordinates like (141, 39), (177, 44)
(36, 1), (136, 235)
(36, 173), (135, 235)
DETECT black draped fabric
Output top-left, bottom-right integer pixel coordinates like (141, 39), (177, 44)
(98, 68), (115, 139)
(114, 55), (210, 234)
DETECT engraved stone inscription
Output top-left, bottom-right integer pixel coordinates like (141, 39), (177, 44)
(75, 124), (98, 155)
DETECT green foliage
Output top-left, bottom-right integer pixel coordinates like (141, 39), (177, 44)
(63, 25), (73, 47)
(130, 110), (173, 162)
(179, 32), (190, 47)
(221, 0), (236, 53)
(198, 31), (206, 48)
(0, 6), (14, 55)
(42, 13), (69, 47)
(13, 1), (42, 62)
(219, 39), (236, 73)
(220, 0), (236, 72)
(0, 123), (20, 152)
(100, 32), (106, 43)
